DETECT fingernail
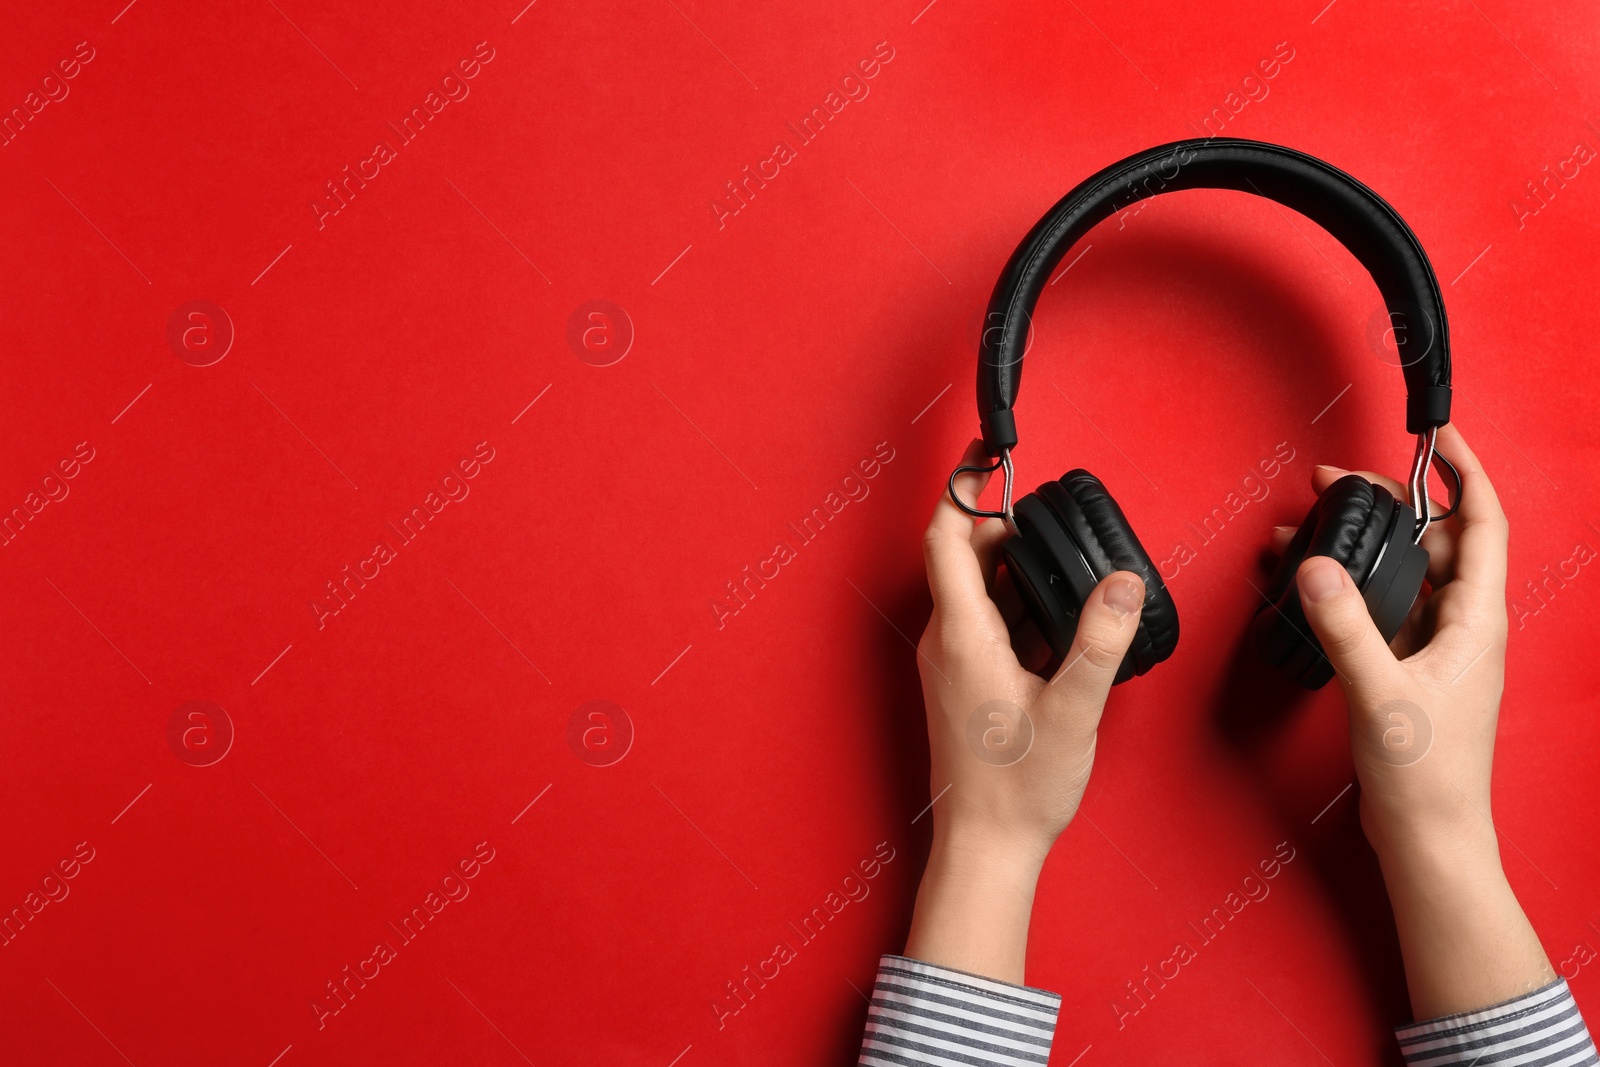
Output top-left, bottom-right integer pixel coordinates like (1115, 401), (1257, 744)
(1315, 464), (1349, 476)
(1273, 525), (1295, 534)
(1105, 577), (1145, 617)
(1299, 558), (1346, 603)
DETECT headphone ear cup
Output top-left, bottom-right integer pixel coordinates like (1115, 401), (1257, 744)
(1252, 475), (1427, 688)
(1001, 473), (1179, 684)
(1000, 527), (1075, 667)
(1003, 495), (1101, 670)
(1045, 471), (1179, 680)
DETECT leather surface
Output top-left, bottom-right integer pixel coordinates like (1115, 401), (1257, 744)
(977, 138), (1452, 449)
(1254, 475), (1395, 678)
(1049, 470), (1179, 673)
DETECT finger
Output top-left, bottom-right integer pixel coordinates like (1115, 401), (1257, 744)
(1295, 556), (1408, 707)
(1011, 615), (1052, 675)
(1310, 464), (1454, 584)
(1269, 525), (1296, 556)
(1388, 587), (1434, 661)
(1037, 571), (1145, 726)
(931, 437), (991, 542)
(971, 516), (1009, 590)
(1310, 463), (1447, 526)
(1433, 423), (1508, 603)
(1309, 463), (1420, 508)
(991, 559), (1029, 631)
(924, 439), (995, 618)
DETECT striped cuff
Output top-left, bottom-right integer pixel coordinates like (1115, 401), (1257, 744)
(858, 953), (1060, 1066)
(1395, 977), (1599, 1066)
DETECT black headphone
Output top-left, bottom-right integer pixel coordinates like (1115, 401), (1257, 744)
(950, 138), (1461, 689)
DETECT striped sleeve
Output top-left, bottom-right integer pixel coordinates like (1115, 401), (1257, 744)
(1395, 977), (1598, 1066)
(857, 953), (1060, 1066)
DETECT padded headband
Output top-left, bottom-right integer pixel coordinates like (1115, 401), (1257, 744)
(977, 138), (1452, 454)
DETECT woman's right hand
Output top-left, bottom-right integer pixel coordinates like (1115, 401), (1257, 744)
(1269, 422), (1555, 1018)
(1273, 423), (1506, 859)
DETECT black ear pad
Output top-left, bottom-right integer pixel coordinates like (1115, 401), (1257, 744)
(1000, 470), (1177, 684)
(1252, 474), (1429, 689)
(1047, 472), (1179, 680)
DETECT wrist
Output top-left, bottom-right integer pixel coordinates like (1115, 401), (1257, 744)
(1371, 817), (1510, 921)
(903, 824), (1046, 985)
(1366, 807), (1503, 887)
(1371, 824), (1555, 1020)
(932, 820), (1051, 886)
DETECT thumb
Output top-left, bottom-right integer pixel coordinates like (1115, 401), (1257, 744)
(1295, 555), (1405, 701)
(1039, 571), (1145, 721)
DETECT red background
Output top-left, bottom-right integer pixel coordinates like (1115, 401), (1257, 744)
(2, 1), (1597, 1064)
